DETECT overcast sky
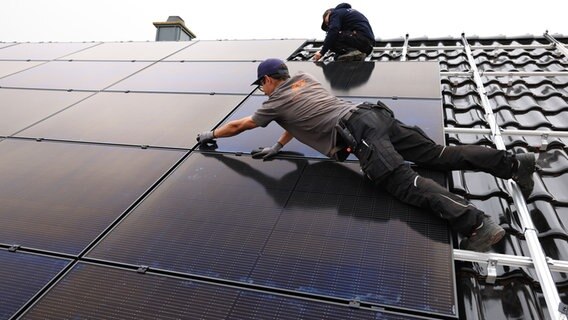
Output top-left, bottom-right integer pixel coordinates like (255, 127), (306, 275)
(1, 0), (566, 43)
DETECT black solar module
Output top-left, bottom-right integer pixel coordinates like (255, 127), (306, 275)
(0, 139), (185, 255)
(164, 39), (307, 61)
(20, 262), (424, 320)
(15, 92), (245, 148)
(106, 61), (261, 94)
(0, 61), (44, 78)
(0, 42), (99, 60)
(0, 61), (153, 91)
(88, 153), (455, 317)
(60, 41), (193, 61)
(0, 88), (91, 136)
(0, 249), (70, 319)
(281, 61), (441, 99)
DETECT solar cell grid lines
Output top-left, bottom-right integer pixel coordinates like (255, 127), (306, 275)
(0, 250), (70, 319)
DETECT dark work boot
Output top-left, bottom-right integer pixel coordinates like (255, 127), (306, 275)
(337, 49), (366, 62)
(460, 216), (505, 252)
(512, 153), (536, 198)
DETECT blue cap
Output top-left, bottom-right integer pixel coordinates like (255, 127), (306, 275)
(252, 58), (289, 85)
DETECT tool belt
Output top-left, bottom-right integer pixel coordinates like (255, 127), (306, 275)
(333, 101), (393, 162)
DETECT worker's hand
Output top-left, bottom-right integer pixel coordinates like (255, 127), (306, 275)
(251, 142), (283, 160)
(313, 51), (322, 62)
(196, 131), (217, 148)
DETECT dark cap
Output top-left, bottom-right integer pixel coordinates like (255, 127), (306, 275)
(252, 58), (289, 85)
(321, 8), (333, 31)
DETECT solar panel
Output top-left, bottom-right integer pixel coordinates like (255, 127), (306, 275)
(88, 153), (455, 317)
(61, 41), (194, 61)
(106, 61), (260, 94)
(0, 139), (185, 255)
(0, 61), (43, 78)
(15, 92), (245, 148)
(0, 88), (91, 136)
(88, 153), (298, 278)
(165, 39), (307, 61)
(0, 249), (70, 319)
(0, 42), (99, 60)
(0, 43), (17, 50)
(21, 262), (422, 320)
(279, 61), (441, 99)
(0, 61), (152, 91)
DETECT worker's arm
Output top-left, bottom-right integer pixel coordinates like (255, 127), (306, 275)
(251, 130), (293, 160)
(213, 116), (258, 138)
(197, 117), (294, 160)
(197, 116), (258, 146)
(276, 130), (294, 146)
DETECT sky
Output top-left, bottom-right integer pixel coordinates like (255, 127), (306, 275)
(0, 0), (567, 43)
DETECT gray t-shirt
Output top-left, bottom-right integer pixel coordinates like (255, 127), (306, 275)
(252, 72), (356, 157)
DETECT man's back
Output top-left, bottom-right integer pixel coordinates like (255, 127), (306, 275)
(252, 72), (355, 156)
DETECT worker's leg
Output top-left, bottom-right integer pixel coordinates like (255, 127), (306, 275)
(331, 31), (373, 60)
(345, 107), (481, 233)
(382, 164), (483, 235)
(382, 165), (505, 251)
(345, 107), (504, 249)
(388, 118), (516, 179)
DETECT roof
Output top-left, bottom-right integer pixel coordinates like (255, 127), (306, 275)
(1, 34), (568, 319)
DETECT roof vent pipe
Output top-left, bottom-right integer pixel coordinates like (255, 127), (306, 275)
(153, 16), (196, 41)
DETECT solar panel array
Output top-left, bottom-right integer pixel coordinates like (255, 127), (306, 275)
(0, 40), (455, 319)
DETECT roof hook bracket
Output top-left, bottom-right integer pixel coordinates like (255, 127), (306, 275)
(486, 258), (498, 284)
(559, 302), (568, 315)
(540, 133), (549, 151)
(348, 299), (361, 308)
(137, 265), (149, 274)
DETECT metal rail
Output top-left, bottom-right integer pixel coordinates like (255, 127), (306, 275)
(462, 33), (564, 320)
(454, 249), (568, 276)
(444, 127), (568, 137)
(544, 31), (568, 59)
(442, 71), (568, 77)
(304, 43), (553, 53)
(401, 34), (409, 61)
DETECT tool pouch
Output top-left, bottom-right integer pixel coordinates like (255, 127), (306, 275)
(334, 122), (357, 162)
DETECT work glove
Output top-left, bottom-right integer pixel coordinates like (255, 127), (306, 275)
(196, 131), (217, 148)
(251, 142), (283, 160)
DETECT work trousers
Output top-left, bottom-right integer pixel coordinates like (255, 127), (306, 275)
(332, 31), (374, 55)
(342, 104), (515, 235)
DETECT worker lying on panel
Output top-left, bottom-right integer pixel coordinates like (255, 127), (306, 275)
(196, 59), (536, 252)
(313, 3), (375, 62)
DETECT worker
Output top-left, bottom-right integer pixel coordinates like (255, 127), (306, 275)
(313, 3), (375, 62)
(197, 58), (537, 252)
